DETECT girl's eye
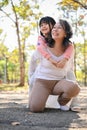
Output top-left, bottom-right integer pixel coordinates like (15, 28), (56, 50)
(40, 23), (47, 27)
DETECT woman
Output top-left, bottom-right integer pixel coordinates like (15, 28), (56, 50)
(29, 19), (80, 112)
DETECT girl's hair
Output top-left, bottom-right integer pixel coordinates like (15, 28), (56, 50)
(39, 16), (56, 45)
(48, 19), (73, 48)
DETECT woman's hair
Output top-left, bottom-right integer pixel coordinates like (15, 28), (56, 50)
(48, 19), (73, 48)
(39, 16), (56, 45)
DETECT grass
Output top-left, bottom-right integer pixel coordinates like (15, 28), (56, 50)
(0, 83), (28, 92)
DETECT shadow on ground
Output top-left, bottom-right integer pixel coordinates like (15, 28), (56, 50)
(0, 103), (87, 130)
(0, 87), (87, 130)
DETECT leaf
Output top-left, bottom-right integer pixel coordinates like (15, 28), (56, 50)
(11, 121), (20, 126)
(28, 112), (33, 115)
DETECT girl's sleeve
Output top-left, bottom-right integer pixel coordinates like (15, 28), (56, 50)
(64, 43), (74, 60)
(37, 35), (51, 59)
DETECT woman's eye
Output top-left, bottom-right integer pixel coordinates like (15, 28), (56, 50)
(53, 26), (62, 30)
(58, 26), (62, 29)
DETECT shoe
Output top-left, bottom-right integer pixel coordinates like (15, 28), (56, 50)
(71, 106), (81, 112)
(26, 104), (29, 108)
(60, 105), (70, 111)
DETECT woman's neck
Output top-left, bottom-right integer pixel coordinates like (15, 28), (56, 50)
(49, 40), (64, 56)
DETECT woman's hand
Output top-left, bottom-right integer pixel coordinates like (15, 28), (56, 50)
(57, 58), (68, 68)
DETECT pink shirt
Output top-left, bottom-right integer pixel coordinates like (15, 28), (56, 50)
(37, 35), (74, 60)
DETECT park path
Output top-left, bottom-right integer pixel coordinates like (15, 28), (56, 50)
(0, 87), (87, 130)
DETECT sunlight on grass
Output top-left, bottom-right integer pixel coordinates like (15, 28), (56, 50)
(0, 83), (28, 91)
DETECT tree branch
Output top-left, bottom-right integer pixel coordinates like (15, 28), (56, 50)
(73, 0), (87, 9)
(0, 8), (15, 23)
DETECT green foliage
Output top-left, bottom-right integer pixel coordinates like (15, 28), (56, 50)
(0, 60), (5, 79)
(9, 49), (19, 64)
(28, 44), (36, 51)
(57, 0), (87, 10)
(0, 43), (9, 58)
(75, 41), (87, 85)
(15, 1), (32, 19)
(0, 0), (8, 7)
(7, 62), (16, 71)
(0, 29), (3, 34)
(14, 0), (42, 20)
(0, 83), (28, 91)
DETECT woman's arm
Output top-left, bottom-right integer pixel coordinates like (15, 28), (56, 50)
(28, 50), (42, 90)
(66, 54), (76, 81)
(29, 50), (41, 79)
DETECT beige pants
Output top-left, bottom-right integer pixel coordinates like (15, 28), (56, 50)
(29, 78), (80, 112)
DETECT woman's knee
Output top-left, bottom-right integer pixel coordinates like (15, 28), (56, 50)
(68, 82), (80, 97)
(61, 80), (80, 98)
(73, 82), (80, 95)
(29, 100), (44, 112)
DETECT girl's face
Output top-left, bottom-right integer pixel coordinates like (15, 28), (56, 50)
(40, 22), (51, 36)
(52, 22), (66, 40)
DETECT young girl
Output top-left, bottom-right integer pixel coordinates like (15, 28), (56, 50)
(37, 16), (74, 67)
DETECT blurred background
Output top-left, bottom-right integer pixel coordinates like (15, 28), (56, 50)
(0, 0), (87, 87)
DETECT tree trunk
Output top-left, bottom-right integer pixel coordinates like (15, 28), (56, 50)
(15, 20), (25, 86)
(84, 40), (87, 86)
(74, 44), (76, 77)
(11, 0), (25, 86)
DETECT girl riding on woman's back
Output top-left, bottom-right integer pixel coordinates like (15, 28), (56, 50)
(37, 16), (74, 67)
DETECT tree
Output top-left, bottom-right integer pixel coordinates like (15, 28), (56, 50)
(0, 43), (10, 83)
(0, 0), (42, 86)
(57, 0), (87, 10)
(57, 0), (87, 86)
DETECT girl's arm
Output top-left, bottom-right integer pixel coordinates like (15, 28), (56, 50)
(63, 43), (74, 60)
(37, 35), (51, 59)
(37, 36), (57, 65)
(57, 43), (74, 68)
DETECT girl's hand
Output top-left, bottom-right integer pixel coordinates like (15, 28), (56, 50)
(57, 58), (68, 68)
(48, 58), (57, 67)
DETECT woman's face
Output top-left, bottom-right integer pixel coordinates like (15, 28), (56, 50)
(52, 22), (66, 40)
(40, 22), (50, 36)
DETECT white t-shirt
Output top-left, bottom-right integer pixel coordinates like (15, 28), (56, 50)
(29, 48), (75, 82)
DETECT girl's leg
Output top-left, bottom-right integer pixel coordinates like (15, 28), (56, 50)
(52, 79), (80, 106)
(29, 79), (57, 112)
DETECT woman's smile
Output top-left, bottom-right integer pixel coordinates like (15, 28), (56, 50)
(52, 31), (60, 39)
(52, 23), (66, 40)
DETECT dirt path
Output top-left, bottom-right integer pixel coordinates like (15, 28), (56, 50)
(0, 87), (87, 130)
